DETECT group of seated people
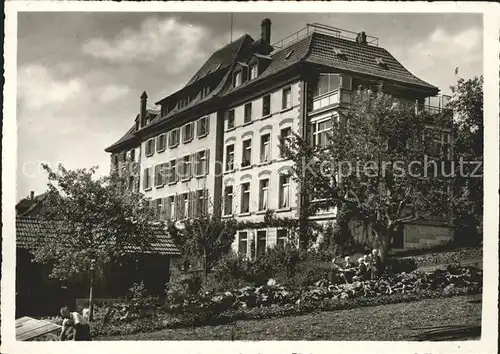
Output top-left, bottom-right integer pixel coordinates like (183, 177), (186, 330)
(332, 249), (383, 283)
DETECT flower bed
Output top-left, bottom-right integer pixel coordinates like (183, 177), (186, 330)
(91, 265), (482, 338)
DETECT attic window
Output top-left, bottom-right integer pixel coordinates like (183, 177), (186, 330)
(285, 50), (294, 59)
(215, 63), (222, 71)
(375, 57), (388, 68)
(333, 47), (345, 57)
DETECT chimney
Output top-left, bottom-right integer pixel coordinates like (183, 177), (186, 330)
(261, 18), (271, 44)
(140, 91), (148, 128)
(30, 191), (34, 200)
(356, 31), (367, 45)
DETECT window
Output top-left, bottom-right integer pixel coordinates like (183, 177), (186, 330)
(262, 95), (271, 116)
(226, 109), (235, 130)
(257, 230), (267, 256)
(234, 71), (242, 87)
(154, 164), (165, 188)
(201, 86), (211, 98)
(259, 179), (269, 211)
(161, 105), (168, 117)
(224, 185), (233, 216)
(128, 149), (136, 161)
(168, 128), (180, 148)
(260, 134), (271, 162)
(244, 103), (252, 124)
(238, 232), (248, 257)
(249, 64), (258, 80)
(279, 175), (291, 209)
(195, 150), (209, 176)
(279, 127), (292, 157)
(181, 155), (192, 180)
(156, 134), (167, 152)
(241, 182), (250, 213)
(225, 144), (235, 171)
(154, 198), (162, 219)
(311, 117), (333, 147)
(276, 229), (288, 247)
(167, 160), (177, 184)
(314, 74), (341, 97)
(145, 139), (155, 157)
(196, 189), (207, 217)
(425, 127), (452, 160)
(183, 122), (194, 143)
(197, 116), (209, 137)
(165, 195), (175, 220)
(375, 57), (387, 68)
(242, 139), (252, 168)
(333, 47), (344, 56)
(143, 168), (152, 190)
(282, 87), (292, 110)
(181, 193), (189, 219)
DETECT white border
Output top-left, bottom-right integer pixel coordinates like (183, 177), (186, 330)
(2, 2), (499, 354)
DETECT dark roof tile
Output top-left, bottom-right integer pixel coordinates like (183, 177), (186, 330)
(305, 32), (437, 90)
(16, 217), (180, 256)
(185, 34), (254, 86)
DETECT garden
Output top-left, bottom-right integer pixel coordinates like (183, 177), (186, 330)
(42, 244), (482, 339)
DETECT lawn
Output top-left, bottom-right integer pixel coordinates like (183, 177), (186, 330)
(99, 294), (482, 341)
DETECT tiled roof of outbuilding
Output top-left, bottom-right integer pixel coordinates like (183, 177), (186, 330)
(16, 217), (181, 256)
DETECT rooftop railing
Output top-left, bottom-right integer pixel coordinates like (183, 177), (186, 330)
(272, 23), (379, 53)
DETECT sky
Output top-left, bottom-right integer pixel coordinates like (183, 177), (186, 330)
(16, 12), (483, 201)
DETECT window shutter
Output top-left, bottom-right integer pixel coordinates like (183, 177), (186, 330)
(143, 170), (147, 190)
(203, 188), (209, 215)
(205, 149), (210, 175)
(172, 194), (177, 220)
(205, 117), (210, 135)
(164, 197), (171, 220)
(190, 153), (195, 179)
(188, 191), (194, 219)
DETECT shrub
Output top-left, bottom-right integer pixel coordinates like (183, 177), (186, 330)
(385, 257), (418, 274)
(165, 271), (203, 307)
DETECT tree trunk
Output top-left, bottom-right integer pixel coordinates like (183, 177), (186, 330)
(88, 272), (94, 322)
(377, 227), (392, 266)
(203, 248), (208, 282)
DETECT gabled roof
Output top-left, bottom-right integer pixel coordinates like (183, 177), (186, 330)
(106, 27), (439, 152)
(305, 32), (438, 90)
(105, 109), (159, 153)
(221, 34), (313, 96)
(16, 217), (181, 256)
(185, 34), (254, 87)
(16, 193), (48, 217)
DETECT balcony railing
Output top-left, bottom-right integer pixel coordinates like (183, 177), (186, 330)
(272, 23), (379, 53)
(311, 88), (351, 112)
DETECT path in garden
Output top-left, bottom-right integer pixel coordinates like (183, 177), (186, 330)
(100, 294), (482, 341)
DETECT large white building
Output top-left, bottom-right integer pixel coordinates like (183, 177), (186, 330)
(105, 20), (454, 253)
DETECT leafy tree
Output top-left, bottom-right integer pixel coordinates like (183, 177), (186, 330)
(284, 87), (454, 264)
(32, 164), (158, 320)
(449, 75), (484, 241)
(174, 214), (238, 281)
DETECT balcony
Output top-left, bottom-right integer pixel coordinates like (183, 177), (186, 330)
(420, 95), (452, 114)
(311, 88), (351, 113)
